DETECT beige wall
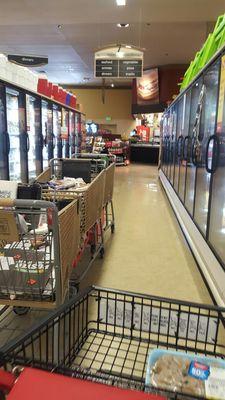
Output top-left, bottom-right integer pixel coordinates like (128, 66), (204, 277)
(70, 88), (136, 135)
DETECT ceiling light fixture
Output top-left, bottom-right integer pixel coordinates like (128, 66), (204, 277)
(57, 24), (62, 29)
(111, 83), (115, 87)
(117, 51), (124, 58)
(116, 0), (126, 6)
(117, 23), (130, 28)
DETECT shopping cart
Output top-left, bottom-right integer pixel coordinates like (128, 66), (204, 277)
(36, 160), (106, 290)
(36, 158), (115, 288)
(0, 286), (224, 399)
(0, 198), (80, 314)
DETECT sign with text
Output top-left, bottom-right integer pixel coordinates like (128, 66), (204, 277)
(95, 59), (143, 78)
(95, 60), (118, 78)
(119, 60), (142, 78)
(8, 54), (48, 67)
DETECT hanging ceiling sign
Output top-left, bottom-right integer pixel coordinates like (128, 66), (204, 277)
(94, 45), (143, 78)
(8, 54), (48, 67)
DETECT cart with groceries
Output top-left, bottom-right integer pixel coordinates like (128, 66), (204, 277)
(36, 157), (115, 290)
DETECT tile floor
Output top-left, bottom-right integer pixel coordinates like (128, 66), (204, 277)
(0, 164), (212, 348)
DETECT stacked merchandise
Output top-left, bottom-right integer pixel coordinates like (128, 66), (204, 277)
(93, 136), (105, 153)
(105, 139), (130, 166)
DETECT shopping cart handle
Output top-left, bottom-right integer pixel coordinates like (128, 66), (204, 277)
(0, 369), (16, 392)
(0, 199), (14, 208)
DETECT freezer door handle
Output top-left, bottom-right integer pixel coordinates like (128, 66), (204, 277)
(177, 135), (183, 157)
(205, 134), (220, 174)
(182, 135), (189, 161)
(5, 132), (10, 155)
(26, 133), (30, 152)
(192, 138), (201, 167)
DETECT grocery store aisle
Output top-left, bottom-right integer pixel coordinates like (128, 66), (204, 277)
(81, 164), (212, 304)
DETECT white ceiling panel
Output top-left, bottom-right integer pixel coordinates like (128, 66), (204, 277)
(0, 0), (224, 85)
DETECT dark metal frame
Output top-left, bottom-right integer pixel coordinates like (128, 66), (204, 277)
(0, 286), (224, 399)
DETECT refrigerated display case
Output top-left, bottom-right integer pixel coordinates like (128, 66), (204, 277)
(160, 45), (225, 307)
(0, 76), (83, 183)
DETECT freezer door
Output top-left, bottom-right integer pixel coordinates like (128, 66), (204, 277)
(185, 78), (204, 216)
(193, 59), (220, 237)
(178, 90), (192, 202)
(53, 106), (62, 158)
(173, 98), (184, 193)
(26, 95), (42, 181)
(70, 111), (75, 156)
(208, 54), (225, 265)
(0, 83), (8, 180)
(61, 108), (69, 158)
(168, 106), (177, 184)
(6, 89), (23, 182)
(42, 100), (53, 169)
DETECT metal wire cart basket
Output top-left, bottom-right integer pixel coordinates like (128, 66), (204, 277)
(1, 286), (224, 399)
(0, 198), (80, 313)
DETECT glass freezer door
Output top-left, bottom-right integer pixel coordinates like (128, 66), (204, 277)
(0, 83), (8, 180)
(168, 106), (177, 184)
(193, 59), (220, 237)
(173, 98), (184, 193)
(208, 54), (225, 265)
(185, 78), (204, 216)
(53, 106), (62, 158)
(26, 95), (42, 181)
(69, 111), (75, 157)
(6, 88), (22, 181)
(42, 100), (53, 169)
(178, 90), (192, 202)
(61, 108), (69, 158)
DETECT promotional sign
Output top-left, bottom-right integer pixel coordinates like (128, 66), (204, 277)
(137, 126), (150, 142)
(8, 54), (48, 67)
(136, 68), (159, 105)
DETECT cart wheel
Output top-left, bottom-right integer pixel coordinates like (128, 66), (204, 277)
(91, 244), (96, 255)
(13, 306), (30, 316)
(69, 284), (79, 298)
(100, 247), (105, 259)
(111, 224), (115, 234)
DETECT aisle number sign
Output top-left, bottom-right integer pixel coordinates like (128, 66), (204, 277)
(217, 55), (225, 133)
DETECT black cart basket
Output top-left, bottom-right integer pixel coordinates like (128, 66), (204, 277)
(0, 286), (225, 398)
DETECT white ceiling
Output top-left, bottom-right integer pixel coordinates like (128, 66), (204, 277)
(0, 0), (224, 86)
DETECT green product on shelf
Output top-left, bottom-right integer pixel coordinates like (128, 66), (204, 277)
(180, 13), (225, 91)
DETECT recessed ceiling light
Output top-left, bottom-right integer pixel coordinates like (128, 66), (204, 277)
(57, 24), (62, 29)
(116, 0), (126, 5)
(117, 23), (130, 28)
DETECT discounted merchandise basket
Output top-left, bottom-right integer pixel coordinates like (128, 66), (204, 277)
(0, 198), (80, 312)
(0, 286), (224, 399)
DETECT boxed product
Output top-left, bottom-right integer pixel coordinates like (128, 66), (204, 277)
(146, 349), (225, 399)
